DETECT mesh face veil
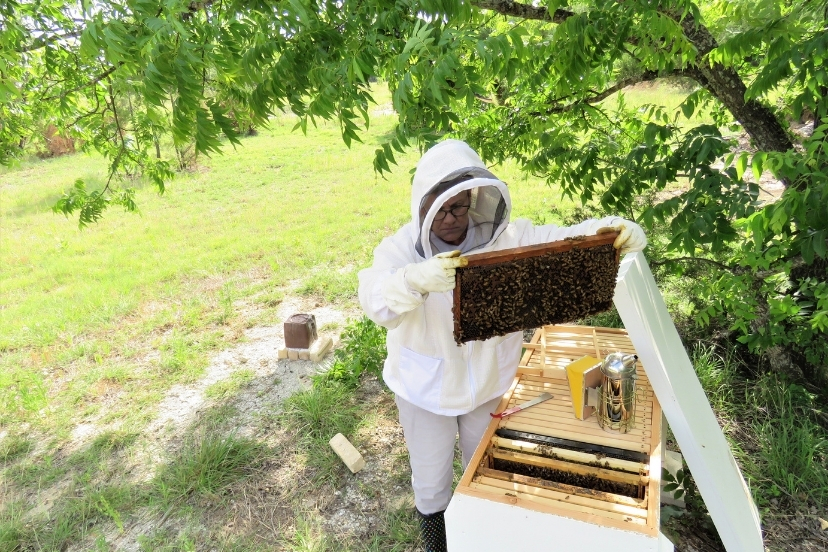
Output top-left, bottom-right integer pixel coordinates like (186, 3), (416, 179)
(411, 141), (512, 258)
(416, 168), (509, 257)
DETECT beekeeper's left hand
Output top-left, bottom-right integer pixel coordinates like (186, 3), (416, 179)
(595, 217), (647, 254)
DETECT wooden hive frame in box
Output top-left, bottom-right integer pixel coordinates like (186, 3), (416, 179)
(452, 232), (620, 344)
(454, 325), (664, 541)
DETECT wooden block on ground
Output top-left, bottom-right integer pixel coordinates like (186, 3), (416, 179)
(329, 432), (366, 473)
(310, 336), (333, 362)
(298, 350), (310, 361)
(287, 348), (299, 361)
(277, 348), (288, 359)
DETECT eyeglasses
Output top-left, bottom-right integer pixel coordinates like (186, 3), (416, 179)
(433, 204), (470, 221)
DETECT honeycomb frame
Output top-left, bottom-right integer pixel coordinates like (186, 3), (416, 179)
(452, 233), (620, 344)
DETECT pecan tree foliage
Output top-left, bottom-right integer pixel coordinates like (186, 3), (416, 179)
(1, 0), (826, 376)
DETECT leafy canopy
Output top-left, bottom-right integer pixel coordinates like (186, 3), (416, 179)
(1, 0), (826, 373)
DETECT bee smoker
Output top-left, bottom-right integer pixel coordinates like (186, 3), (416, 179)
(597, 352), (639, 433)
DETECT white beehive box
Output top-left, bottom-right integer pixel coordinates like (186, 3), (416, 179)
(446, 253), (762, 552)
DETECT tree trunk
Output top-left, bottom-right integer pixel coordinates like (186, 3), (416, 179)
(473, 1), (797, 168)
(677, 14), (795, 160)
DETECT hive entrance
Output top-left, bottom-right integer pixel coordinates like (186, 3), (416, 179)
(452, 233), (620, 344)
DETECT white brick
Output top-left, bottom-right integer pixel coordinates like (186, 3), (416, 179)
(329, 432), (365, 473)
(310, 336), (333, 362)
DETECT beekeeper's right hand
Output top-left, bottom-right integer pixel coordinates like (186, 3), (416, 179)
(404, 250), (469, 294)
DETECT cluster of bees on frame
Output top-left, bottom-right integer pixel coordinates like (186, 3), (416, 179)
(492, 459), (639, 498)
(453, 243), (619, 344)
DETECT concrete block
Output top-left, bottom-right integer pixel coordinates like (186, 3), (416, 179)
(298, 350), (310, 361)
(277, 348), (288, 359)
(310, 336), (333, 362)
(287, 348), (299, 361)
(329, 432), (365, 473)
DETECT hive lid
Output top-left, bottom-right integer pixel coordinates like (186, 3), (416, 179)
(613, 253), (762, 552)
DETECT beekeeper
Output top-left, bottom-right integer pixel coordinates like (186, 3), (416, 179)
(357, 140), (646, 551)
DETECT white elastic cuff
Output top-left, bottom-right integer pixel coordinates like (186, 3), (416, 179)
(585, 216), (622, 235)
(381, 267), (427, 315)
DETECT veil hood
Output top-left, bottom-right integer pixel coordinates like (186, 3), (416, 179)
(410, 140), (512, 258)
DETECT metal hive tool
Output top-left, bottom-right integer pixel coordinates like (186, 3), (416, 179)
(452, 233), (620, 344)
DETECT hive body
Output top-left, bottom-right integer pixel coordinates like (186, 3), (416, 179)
(445, 253), (763, 552)
(447, 324), (668, 551)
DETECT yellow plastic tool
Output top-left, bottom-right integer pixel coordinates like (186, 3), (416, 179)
(565, 355), (602, 419)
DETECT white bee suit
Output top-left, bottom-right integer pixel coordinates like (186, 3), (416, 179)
(357, 139), (618, 514)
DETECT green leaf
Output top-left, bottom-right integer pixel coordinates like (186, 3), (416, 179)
(681, 98), (695, 119)
(735, 152), (748, 180)
(812, 230), (827, 259)
(644, 123), (658, 147)
(751, 152), (767, 182)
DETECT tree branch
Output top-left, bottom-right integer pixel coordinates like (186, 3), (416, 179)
(68, 91), (104, 128)
(42, 64), (121, 102)
(470, 0), (574, 23)
(471, 0), (640, 45)
(531, 70), (659, 116)
(650, 256), (741, 274)
(18, 30), (83, 53)
(473, 0), (796, 173)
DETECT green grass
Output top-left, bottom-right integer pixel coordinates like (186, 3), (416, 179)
(363, 506), (421, 552)
(284, 515), (332, 552)
(205, 369), (256, 399)
(137, 528), (199, 552)
(0, 434), (33, 464)
(281, 382), (362, 486)
(152, 428), (267, 507)
(1, 484), (135, 552)
(0, 501), (27, 552)
(749, 378), (828, 504)
(692, 345), (828, 508)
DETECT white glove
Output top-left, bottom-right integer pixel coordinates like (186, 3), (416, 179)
(595, 217), (647, 254)
(404, 250), (469, 294)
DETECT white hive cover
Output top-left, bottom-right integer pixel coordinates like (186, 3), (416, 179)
(613, 253), (763, 552)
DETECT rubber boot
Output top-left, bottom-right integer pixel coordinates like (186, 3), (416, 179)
(418, 509), (447, 552)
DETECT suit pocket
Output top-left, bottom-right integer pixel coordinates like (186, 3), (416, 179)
(496, 332), (523, 390)
(398, 347), (444, 406)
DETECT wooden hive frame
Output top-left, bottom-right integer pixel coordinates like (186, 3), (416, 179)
(455, 324), (664, 537)
(452, 233), (620, 344)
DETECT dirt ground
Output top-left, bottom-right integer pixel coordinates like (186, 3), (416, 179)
(664, 511), (828, 552)
(54, 293), (420, 551)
